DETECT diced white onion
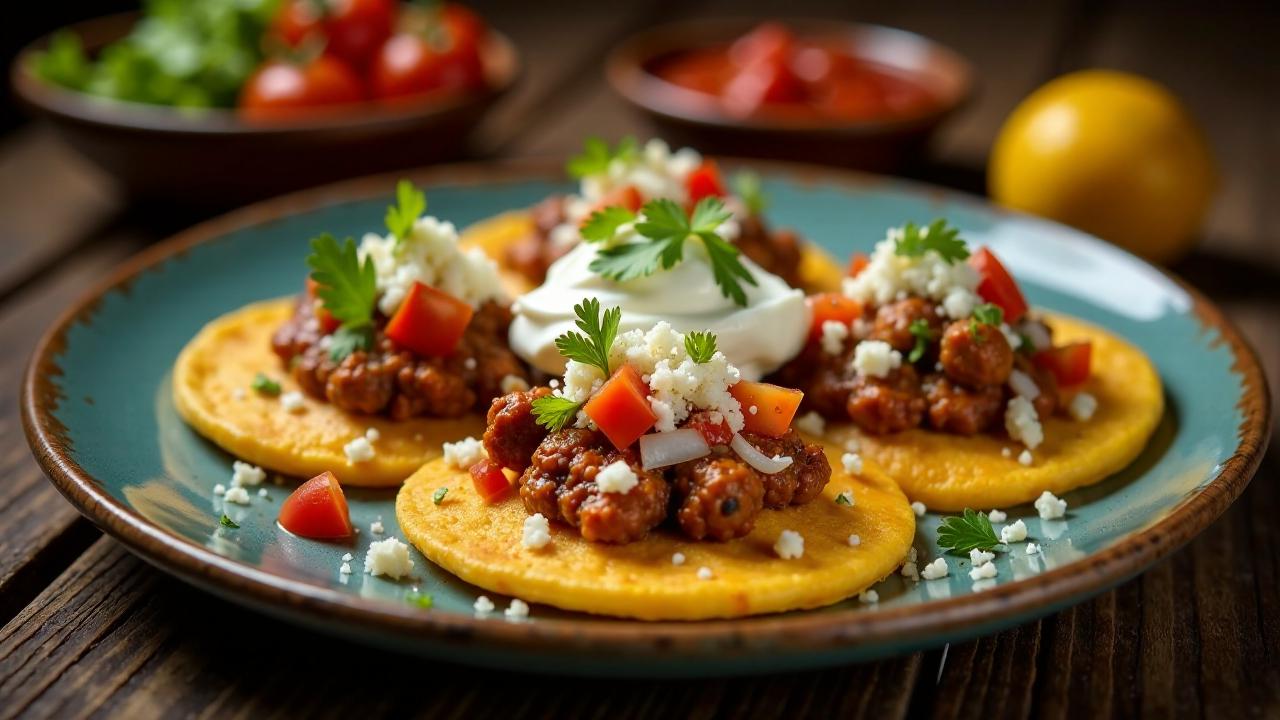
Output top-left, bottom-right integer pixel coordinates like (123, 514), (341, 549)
(730, 433), (794, 474)
(639, 429), (710, 471)
(1019, 320), (1052, 351)
(1008, 369), (1041, 400)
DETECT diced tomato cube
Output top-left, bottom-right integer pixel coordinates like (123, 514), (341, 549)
(806, 292), (862, 341)
(278, 471), (353, 540)
(847, 252), (870, 277)
(385, 281), (474, 357)
(469, 460), (513, 503)
(686, 410), (734, 446)
(969, 247), (1029, 323)
(584, 364), (658, 450)
(1034, 342), (1093, 388)
(730, 381), (804, 437)
(686, 161), (727, 206)
(305, 276), (341, 333)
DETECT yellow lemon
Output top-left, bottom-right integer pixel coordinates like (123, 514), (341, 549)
(989, 70), (1216, 264)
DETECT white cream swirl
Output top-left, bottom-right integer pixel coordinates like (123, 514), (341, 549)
(510, 241), (808, 380)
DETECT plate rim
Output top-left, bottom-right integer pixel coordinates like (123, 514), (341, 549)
(21, 158), (1272, 660)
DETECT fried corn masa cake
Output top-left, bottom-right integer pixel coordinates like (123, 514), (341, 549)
(396, 303), (916, 620)
(771, 220), (1163, 511)
(459, 137), (845, 296)
(173, 181), (532, 487)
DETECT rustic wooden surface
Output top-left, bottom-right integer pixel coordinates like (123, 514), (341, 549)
(2, 0), (1277, 717)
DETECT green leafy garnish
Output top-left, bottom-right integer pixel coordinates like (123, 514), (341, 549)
(250, 372), (281, 396)
(907, 319), (934, 363)
(835, 492), (853, 507)
(937, 509), (1001, 554)
(893, 219), (969, 265)
(406, 591), (434, 609)
(554, 298), (620, 378)
(385, 179), (426, 244)
(580, 206), (637, 243)
(327, 325), (375, 362)
(566, 136), (638, 178)
(589, 197), (757, 306)
(732, 171), (769, 215)
(219, 514), (239, 529)
(684, 331), (717, 364)
(970, 303), (1004, 339)
(531, 395), (584, 432)
(306, 233), (378, 361)
(433, 487), (448, 505)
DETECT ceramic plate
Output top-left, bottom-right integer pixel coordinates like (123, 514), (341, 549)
(23, 161), (1269, 677)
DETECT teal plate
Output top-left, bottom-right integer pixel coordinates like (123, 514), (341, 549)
(23, 161), (1270, 677)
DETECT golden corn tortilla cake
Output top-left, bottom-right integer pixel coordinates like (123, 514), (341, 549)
(173, 298), (485, 487)
(396, 453), (915, 620)
(461, 211), (845, 296)
(825, 313), (1164, 512)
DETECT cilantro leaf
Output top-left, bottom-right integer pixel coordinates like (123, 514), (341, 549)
(684, 331), (717, 364)
(589, 240), (675, 283)
(580, 206), (636, 243)
(219, 514), (239, 529)
(385, 179), (426, 244)
(970, 303), (1004, 339)
(406, 591), (434, 609)
(689, 196), (734, 234)
(937, 508), (1001, 554)
(633, 198), (692, 243)
(732, 171), (768, 215)
(835, 492), (853, 507)
(306, 234), (377, 328)
(531, 395), (584, 432)
(328, 324), (374, 362)
(701, 233), (758, 306)
(907, 319), (934, 363)
(432, 487), (448, 505)
(251, 372), (281, 396)
(893, 219), (970, 265)
(553, 298), (620, 378)
(566, 136), (638, 178)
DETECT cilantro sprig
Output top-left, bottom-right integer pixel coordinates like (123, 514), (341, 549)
(588, 197), (757, 306)
(306, 234), (378, 361)
(907, 319), (934, 363)
(936, 509), (1001, 554)
(531, 395), (584, 432)
(567, 136), (638, 179)
(385, 179), (426, 244)
(533, 299), (624, 432)
(970, 303), (1004, 339)
(893, 219), (969, 265)
(685, 331), (717, 364)
(580, 206), (636, 243)
(219, 514), (239, 529)
(732, 171), (769, 215)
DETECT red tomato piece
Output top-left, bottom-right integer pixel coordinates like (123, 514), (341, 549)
(370, 20), (486, 102)
(384, 281), (474, 357)
(1034, 342), (1093, 388)
(305, 276), (341, 333)
(722, 60), (806, 116)
(847, 252), (870, 277)
(238, 56), (365, 121)
(686, 161), (727, 207)
(584, 364), (659, 450)
(969, 247), (1029, 323)
(469, 459), (513, 503)
(728, 22), (796, 70)
(730, 381), (804, 437)
(273, 0), (395, 70)
(686, 410), (734, 446)
(806, 292), (863, 341)
(279, 471), (353, 540)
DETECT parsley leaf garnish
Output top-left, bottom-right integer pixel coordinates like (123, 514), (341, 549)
(685, 331), (717, 364)
(937, 508), (1001, 554)
(835, 492), (853, 507)
(893, 219), (970, 265)
(589, 197), (757, 307)
(732, 171), (768, 215)
(531, 395), (584, 432)
(432, 487), (448, 505)
(385, 179), (426, 244)
(219, 514), (239, 529)
(328, 324), (375, 362)
(970, 303), (1004, 339)
(580, 206), (637, 243)
(566, 136), (638, 178)
(554, 298), (620, 378)
(907, 319), (934, 363)
(406, 591), (434, 609)
(306, 233), (378, 361)
(251, 372), (281, 396)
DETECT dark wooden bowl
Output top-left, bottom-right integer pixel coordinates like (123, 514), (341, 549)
(10, 12), (520, 208)
(606, 18), (973, 172)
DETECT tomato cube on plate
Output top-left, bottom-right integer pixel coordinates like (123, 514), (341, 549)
(969, 247), (1029, 323)
(584, 364), (659, 450)
(730, 381), (804, 437)
(470, 460), (513, 503)
(385, 281), (474, 357)
(1035, 341), (1093, 388)
(806, 292), (862, 341)
(279, 471), (353, 540)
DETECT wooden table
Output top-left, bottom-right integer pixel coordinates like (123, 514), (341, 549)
(2, 1), (1277, 717)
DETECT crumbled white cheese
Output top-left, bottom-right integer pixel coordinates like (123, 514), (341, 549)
(1005, 396), (1044, 449)
(858, 590), (879, 604)
(697, 566), (714, 580)
(358, 215), (504, 317)
(364, 537), (414, 579)
(464, 357), (477, 370)
(969, 562), (998, 581)
(848, 534), (862, 547)
(844, 437), (861, 452)
(970, 548), (995, 565)
(911, 501), (927, 517)
(280, 391), (306, 414)
(504, 599), (530, 619)
(1025, 542), (1041, 555)
(1001, 447), (1013, 459)
(442, 437), (486, 470)
(794, 411), (826, 437)
(224, 487), (251, 505)
(522, 513), (552, 549)
(473, 596), (495, 615)
(574, 139), (701, 217)
(257, 488), (269, 498)
(820, 320), (850, 355)
(1000, 519), (1028, 543)
(1069, 392), (1098, 421)
(774, 530), (805, 559)
(835, 490), (855, 506)
(365, 427), (381, 442)
(907, 547), (918, 562)
(1008, 369), (1041, 400)
(213, 484), (226, 496)
(842, 226), (982, 310)
(344, 437), (376, 464)
(595, 460), (638, 493)
(841, 452), (863, 475)
(1034, 491), (1068, 520)
(342, 552), (354, 562)
(901, 561), (919, 581)
(999, 323), (1024, 352)
(671, 552), (686, 566)
(921, 557), (949, 580)
(988, 509), (1007, 523)
(500, 374), (530, 394)
(231, 461), (266, 488)
(1019, 449), (1034, 466)
(852, 340), (902, 379)
(339, 562), (352, 575)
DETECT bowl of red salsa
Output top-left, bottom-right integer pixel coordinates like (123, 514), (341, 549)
(607, 19), (973, 171)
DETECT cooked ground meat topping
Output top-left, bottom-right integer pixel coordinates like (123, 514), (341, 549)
(271, 296), (529, 420)
(939, 320), (1014, 387)
(672, 457), (765, 541)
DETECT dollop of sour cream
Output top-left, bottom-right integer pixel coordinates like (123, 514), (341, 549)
(509, 240), (807, 380)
